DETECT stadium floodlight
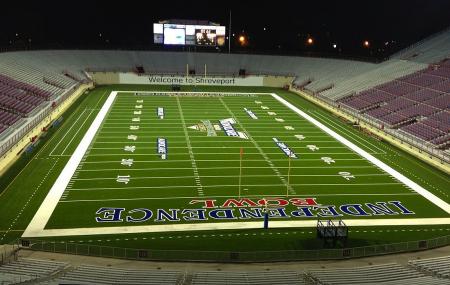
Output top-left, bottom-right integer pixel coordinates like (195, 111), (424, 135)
(363, 40), (370, 47)
(307, 37), (313, 45)
(239, 35), (245, 43)
(332, 43), (337, 49)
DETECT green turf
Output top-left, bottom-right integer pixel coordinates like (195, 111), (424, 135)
(0, 85), (449, 252)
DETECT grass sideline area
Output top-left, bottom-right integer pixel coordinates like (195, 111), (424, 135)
(1, 85), (449, 252)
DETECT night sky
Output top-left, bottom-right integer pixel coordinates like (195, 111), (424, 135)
(1, 0), (449, 60)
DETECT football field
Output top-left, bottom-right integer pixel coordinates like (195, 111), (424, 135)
(21, 90), (450, 238)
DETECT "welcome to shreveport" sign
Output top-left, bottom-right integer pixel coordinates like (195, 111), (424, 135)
(118, 73), (264, 86)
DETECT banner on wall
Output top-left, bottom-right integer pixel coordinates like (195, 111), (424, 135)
(118, 73), (264, 86)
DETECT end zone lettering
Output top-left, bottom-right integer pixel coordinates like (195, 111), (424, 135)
(95, 199), (415, 223)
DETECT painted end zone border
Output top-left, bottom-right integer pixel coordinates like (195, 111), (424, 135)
(22, 91), (450, 238)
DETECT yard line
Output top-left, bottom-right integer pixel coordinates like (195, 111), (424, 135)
(77, 166), (376, 171)
(80, 158), (367, 164)
(82, 153), (363, 157)
(89, 146), (350, 150)
(49, 109), (87, 156)
(219, 98), (296, 195)
(68, 182), (403, 191)
(176, 96), (204, 196)
(60, 192), (419, 203)
(71, 173), (390, 181)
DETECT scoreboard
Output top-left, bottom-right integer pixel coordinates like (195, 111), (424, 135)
(154, 23), (226, 46)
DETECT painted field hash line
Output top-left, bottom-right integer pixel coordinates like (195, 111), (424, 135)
(49, 109), (87, 156)
(219, 97), (296, 196)
(176, 96), (204, 196)
(271, 93), (450, 214)
(22, 91), (118, 238)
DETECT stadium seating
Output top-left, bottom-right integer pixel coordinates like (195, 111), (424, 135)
(307, 263), (427, 284)
(409, 255), (450, 279)
(0, 258), (68, 284)
(338, 58), (449, 148)
(56, 265), (183, 284)
(191, 270), (306, 285)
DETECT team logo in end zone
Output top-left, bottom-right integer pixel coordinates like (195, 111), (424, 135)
(273, 138), (297, 158)
(157, 138), (167, 160)
(157, 107), (164, 119)
(244, 108), (258, 119)
(95, 198), (415, 223)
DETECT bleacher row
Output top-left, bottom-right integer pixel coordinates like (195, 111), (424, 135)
(1, 255), (450, 285)
(0, 65), (87, 136)
(338, 59), (450, 148)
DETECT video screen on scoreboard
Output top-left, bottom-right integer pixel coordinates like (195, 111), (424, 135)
(153, 23), (225, 46)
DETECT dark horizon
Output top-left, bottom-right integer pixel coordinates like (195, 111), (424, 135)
(1, 0), (449, 60)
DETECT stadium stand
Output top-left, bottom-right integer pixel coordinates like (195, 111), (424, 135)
(2, 254), (450, 285)
(0, 258), (68, 284)
(54, 265), (183, 285)
(307, 263), (428, 284)
(191, 270), (306, 285)
(338, 58), (449, 149)
(0, 28), (449, 162)
(409, 255), (450, 279)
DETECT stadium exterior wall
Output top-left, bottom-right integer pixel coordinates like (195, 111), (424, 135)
(0, 83), (94, 175)
(289, 87), (450, 175)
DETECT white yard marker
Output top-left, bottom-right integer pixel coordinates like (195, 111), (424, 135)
(134, 110), (142, 115)
(129, 126), (139, 130)
(261, 106), (270, 110)
(321, 157), (335, 164)
(121, 159), (134, 167)
(132, 117), (140, 122)
(284, 126), (295, 130)
(127, 135), (137, 141)
(116, 175), (130, 184)
(275, 118), (285, 122)
(267, 111), (277, 116)
(339, 171), (355, 181)
(124, 145), (136, 152)
(135, 105), (143, 109)
(295, 134), (305, 140)
(306, 145), (320, 151)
